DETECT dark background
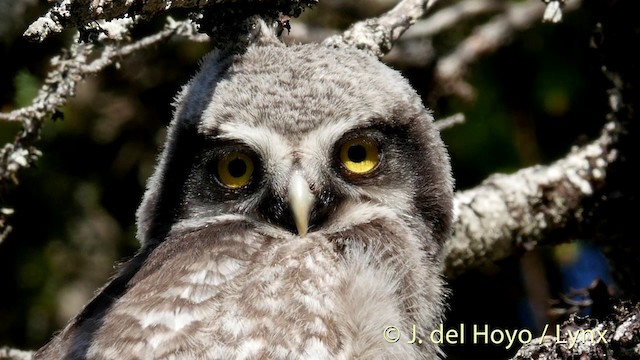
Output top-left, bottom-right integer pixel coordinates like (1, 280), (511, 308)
(0, 1), (614, 358)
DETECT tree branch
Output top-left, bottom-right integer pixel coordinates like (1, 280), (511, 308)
(434, 112), (465, 131)
(24, 0), (317, 42)
(383, 0), (502, 67)
(512, 300), (640, 359)
(401, 0), (502, 41)
(0, 17), (203, 236)
(0, 347), (33, 360)
(443, 119), (619, 278)
(322, 0), (440, 58)
(435, 0), (581, 100)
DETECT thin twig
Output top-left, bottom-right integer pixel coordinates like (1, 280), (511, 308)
(435, 0), (581, 100)
(434, 112), (465, 131)
(0, 224), (12, 245)
(0, 18), (202, 238)
(0, 347), (33, 360)
(401, 0), (503, 40)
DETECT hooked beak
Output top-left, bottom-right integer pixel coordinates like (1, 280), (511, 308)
(287, 172), (314, 237)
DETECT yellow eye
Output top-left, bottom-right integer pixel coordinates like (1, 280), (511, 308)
(217, 152), (254, 189)
(340, 137), (380, 174)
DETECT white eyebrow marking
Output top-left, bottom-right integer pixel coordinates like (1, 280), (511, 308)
(216, 122), (290, 160)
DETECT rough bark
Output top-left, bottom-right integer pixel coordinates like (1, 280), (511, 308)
(322, 0), (439, 58)
(444, 120), (619, 278)
(587, 0), (640, 299)
(513, 300), (640, 360)
(24, 0), (317, 42)
(504, 0), (639, 357)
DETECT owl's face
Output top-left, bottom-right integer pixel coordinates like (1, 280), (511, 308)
(138, 43), (452, 256)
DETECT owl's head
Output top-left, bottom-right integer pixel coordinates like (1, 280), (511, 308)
(136, 41), (454, 254)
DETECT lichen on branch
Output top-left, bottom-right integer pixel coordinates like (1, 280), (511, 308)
(323, 0), (440, 58)
(444, 120), (619, 278)
(24, 0), (318, 42)
(0, 17), (204, 238)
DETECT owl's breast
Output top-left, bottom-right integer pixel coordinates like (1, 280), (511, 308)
(84, 216), (438, 360)
(88, 229), (346, 359)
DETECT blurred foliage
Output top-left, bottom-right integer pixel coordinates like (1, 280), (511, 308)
(0, 1), (613, 358)
(12, 70), (39, 108)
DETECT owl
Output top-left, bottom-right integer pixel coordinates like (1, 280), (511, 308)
(35, 26), (454, 360)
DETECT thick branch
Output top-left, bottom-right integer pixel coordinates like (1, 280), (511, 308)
(322, 0), (440, 58)
(444, 120), (619, 278)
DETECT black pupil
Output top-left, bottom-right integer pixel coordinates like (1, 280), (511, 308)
(348, 144), (367, 163)
(228, 158), (247, 178)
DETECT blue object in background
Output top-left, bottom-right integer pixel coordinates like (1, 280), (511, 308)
(555, 241), (614, 316)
